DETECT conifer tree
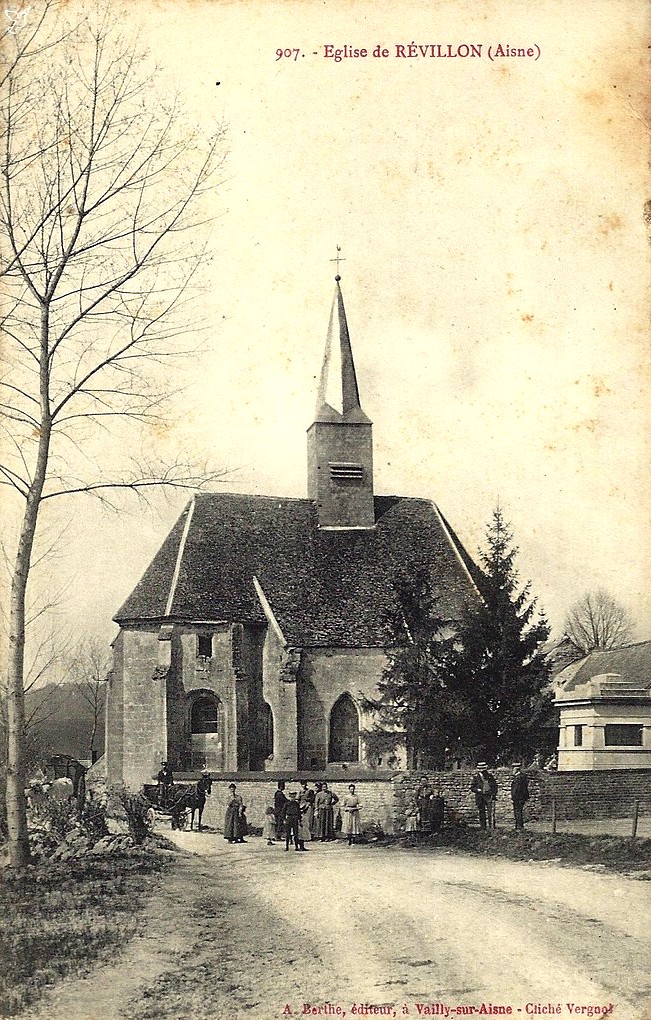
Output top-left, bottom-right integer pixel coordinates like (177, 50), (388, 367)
(363, 570), (470, 769)
(452, 507), (552, 763)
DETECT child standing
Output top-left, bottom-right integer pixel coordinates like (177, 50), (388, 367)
(262, 805), (276, 845)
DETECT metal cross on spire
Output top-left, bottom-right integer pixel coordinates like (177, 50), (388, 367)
(330, 245), (345, 278)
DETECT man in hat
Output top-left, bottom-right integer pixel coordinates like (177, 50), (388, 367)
(156, 761), (174, 808)
(470, 762), (497, 830)
(284, 791), (307, 852)
(274, 780), (288, 841)
(510, 763), (530, 830)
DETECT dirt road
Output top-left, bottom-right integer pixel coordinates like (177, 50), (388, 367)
(19, 834), (651, 1020)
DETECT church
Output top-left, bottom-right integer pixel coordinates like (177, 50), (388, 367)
(105, 276), (481, 788)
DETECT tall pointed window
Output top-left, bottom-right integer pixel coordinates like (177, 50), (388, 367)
(328, 693), (359, 763)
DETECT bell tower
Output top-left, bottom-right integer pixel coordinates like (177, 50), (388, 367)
(307, 275), (375, 529)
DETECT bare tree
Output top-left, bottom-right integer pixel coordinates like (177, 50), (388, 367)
(68, 638), (108, 764)
(0, 4), (227, 866)
(563, 588), (636, 655)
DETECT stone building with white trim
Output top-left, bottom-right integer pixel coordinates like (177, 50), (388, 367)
(555, 640), (651, 770)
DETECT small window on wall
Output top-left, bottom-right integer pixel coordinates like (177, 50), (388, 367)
(573, 725), (583, 747)
(197, 633), (213, 658)
(604, 724), (643, 746)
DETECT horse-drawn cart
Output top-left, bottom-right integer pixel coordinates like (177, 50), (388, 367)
(143, 775), (212, 831)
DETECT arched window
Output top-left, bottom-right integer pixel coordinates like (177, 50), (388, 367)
(328, 693), (359, 763)
(191, 696), (220, 734)
(189, 694), (223, 769)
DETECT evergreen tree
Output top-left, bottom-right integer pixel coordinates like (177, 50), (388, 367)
(452, 507), (552, 763)
(363, 570), (470, 769)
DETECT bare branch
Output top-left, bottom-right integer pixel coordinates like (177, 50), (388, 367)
(563, 588), (636, 654)
(0, 1), (229, 866)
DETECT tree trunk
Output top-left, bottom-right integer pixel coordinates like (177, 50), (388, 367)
(6, 308), (52, 868)
(89, 702), (99, 765)
(7, 510), (39, 868)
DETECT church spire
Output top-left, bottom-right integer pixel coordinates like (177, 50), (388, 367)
(307, 273), (375, 529)
(314, 277), (371, 424)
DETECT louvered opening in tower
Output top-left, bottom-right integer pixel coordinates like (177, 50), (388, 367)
(329, 462), (364, 484)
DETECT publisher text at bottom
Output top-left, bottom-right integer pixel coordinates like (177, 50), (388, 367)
(284, 1002), (616, 1018)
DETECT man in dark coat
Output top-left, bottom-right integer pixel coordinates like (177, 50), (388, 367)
(284, 791), (307, 851)
(511, 763), (530, 830)
(156, 761), (174, 808)
(274, 780), (288, 840)
(470, 762), (498, 830)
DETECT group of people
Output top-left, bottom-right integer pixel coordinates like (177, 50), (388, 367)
(470, 761), (530, 830)
(404, 786), (445, 834)
(222, 780), (363, 852)
(269, 780), (363, 850)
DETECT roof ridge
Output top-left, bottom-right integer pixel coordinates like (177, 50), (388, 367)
(430, 501), (482, 600)
(588, 638), (651, 656)
(194, 491), (311, 503)
(165, 496), (195, 616)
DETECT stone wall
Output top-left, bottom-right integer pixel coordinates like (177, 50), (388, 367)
(105, 632), (124, 786)
(392, 769), (544, 830)
(392, 768), (651, 830)
(148, 766), (651, 834)
(108, 626), (164, 788)
(298, 648), (387, 770)
(537, 768), (651, 820)
(262, 628), (298, 770)
(198, 774), (395, 834)
(120, 627), (167, 789)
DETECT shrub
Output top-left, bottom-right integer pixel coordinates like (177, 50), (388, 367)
(79, 796), (109, 841)
(38, 799), (78, 841)
(112, 785), (153, 845)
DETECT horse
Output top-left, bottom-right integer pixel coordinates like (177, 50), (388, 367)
(169, 775), (212, 832)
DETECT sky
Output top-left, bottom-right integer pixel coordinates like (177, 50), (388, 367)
(3, 0), (650, 666)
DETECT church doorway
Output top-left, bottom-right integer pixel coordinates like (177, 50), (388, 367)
(189, 694), (223, 770)
(328, 693), (360, 763)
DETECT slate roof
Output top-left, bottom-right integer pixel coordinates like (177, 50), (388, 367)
(114, 493), (481, 647)
(556, 640), (651, 699)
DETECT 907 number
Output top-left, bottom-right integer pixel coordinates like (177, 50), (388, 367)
(276, 48), (301, 61)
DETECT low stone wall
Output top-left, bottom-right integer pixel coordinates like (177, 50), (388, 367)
(392, 769), (544, 830)
(198, 774), (395, 834)
(392, 768), (651, 830)
(147, 767), (651, 835)
(537, 768), (651, 820)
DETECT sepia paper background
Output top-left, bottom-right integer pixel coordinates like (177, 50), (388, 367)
(2, 2), (650, 1018)
(8, 0), (646, 653)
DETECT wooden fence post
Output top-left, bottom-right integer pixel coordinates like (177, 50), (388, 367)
(631, 800), (640, 839)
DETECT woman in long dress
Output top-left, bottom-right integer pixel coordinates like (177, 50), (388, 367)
(315, 782), (339, 841)
(341, 783), (362, 845)
(224, 783), (247, 843)
(310, 782), (323, 838)
(298, 781), (315, 841)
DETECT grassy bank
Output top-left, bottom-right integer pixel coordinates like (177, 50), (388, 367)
(0, 848), (171, 1016)
(373, 824), (651, 873)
